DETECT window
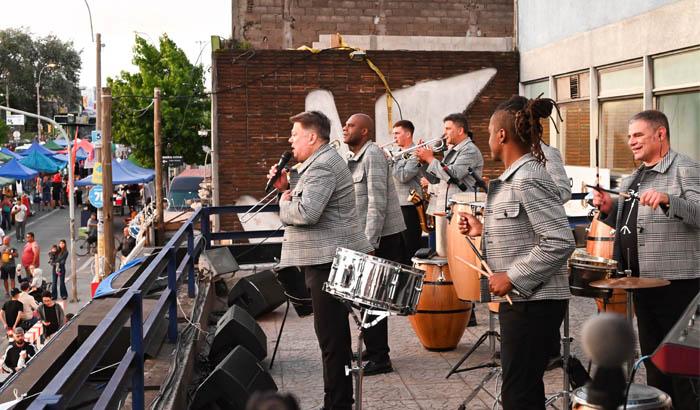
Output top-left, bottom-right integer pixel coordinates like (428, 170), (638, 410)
(600, 99), (643, 173)
(658, 92), (700, 161)
(558, 101), (590, 166)
(523, 80), (551, 144)
(556, 72), (590, 101)
(598, 63), (643, 98)
(653, 49), (700, 90)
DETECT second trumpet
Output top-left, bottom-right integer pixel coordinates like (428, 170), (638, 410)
(391, 135), (447, 161)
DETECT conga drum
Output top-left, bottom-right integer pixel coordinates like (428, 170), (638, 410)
(595, 288), (628, 316)
(409, 257), (472, 351)
(446, 192), (486, 301)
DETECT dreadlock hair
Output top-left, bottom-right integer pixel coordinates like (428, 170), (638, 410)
(494, 95), (559, 163)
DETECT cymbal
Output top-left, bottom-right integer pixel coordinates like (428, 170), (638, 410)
(590, 277), (670, 290)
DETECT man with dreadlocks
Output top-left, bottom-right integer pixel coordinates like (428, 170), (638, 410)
(459, 95), (575, 409)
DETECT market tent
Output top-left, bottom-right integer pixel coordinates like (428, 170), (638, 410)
(0, 151), (12, 162)
(118, 159), (155, 181)
(0, 158), (40, 180)
(72, 138), (94, 161)
(75, 159), (152, 186)
(18, 141), (55, 157)
(0, 148), (22, 160)
(20, 150), (66, 173)
(43, 140), (64, 151)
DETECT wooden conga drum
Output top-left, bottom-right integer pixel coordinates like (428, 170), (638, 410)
(596, 288), (628, 316)
(409, 257), (472, 351)
(446, 192), (487, 301)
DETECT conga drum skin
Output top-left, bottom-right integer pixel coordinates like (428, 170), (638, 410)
(446, 193), (487, 301)
(586, 212), (615, 260)
(409, 257), (472, 351)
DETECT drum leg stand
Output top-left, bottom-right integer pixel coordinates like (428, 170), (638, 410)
(346, 308), (391, 410)
(545, 302), (571, 410)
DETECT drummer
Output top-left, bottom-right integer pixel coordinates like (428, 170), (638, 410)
(592, 109), (700, 410)
(459, 95), (575, 410)
(271, 111), (373, 409)
(343, 113), (406, 376)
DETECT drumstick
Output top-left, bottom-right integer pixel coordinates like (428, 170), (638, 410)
(455, 256), (513, 305)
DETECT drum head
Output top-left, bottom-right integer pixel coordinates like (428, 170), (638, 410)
(412, 256), (448, 266)
(572, 384), (671, 409)
(570, 249), (617, 269)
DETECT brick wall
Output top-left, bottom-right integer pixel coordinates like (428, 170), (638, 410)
(560, 100), (590, 166)
(214, 48), (518, 227)
(234, 0), (514, 49)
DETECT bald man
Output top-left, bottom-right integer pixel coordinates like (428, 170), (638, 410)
(343, 113), (406, 375)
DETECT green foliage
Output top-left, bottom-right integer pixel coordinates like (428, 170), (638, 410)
(0, 28), (82, 130)
(0, 118), (8, 144)
(108, 35), (210, 168)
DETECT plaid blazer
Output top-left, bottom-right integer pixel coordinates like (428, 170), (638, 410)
(541, 143), (572, 204)
(279, 144), (372, 267)
(425, 137), (484, 214)
(391, 144), (426, 206)
(608, 150), (700, 281)
(483, 154), (575, 302)
(348, 141), (406, 248)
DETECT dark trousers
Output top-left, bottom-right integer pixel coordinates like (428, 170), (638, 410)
(500, 299), (566, 410)
(305, 263), (353, 410)
(52, 267), (68, 300)
(362, 232), (404, 363)
(634, 278), (700, 410)
(400, 206), (422, 265)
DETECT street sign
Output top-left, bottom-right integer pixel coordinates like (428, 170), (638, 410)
(93, 162), (103, 185)
(91, 130), (102, 147)
(89, 185), (103, 208)
(6, 114), (25, 126)
(12, 131), (21, 142)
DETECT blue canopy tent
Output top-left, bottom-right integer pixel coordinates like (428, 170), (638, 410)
(0, 148), (22, 160)
(18, 141), (55, 157)
(118, 159), (155, 181)
(53, 139), (69, 147)
(93, 257), (146, 298)
(76, 159), (152, 186)
(20, 150), (66, 173)
(53, 148), (88, 163)
(0, 158), (40, 180)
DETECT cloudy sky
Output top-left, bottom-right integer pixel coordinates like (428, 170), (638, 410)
(0, 0), (231, 89)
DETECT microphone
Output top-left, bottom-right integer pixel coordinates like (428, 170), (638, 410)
(468, 167), (488, 193)
(581, 313), (636, 410)
(265, 151), (292, 193)
(440, 162), (468, 192)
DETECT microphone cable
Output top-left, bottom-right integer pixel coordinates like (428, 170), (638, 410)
(623, 355), (650, 410)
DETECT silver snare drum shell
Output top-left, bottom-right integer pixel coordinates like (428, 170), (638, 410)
(572, 384), (672, 409)
(324, 247), (425, 315)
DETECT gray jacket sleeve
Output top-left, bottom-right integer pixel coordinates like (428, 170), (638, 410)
(279, 164), (336, 226)
(543, 147), (572, 204)
(667, 164), (700, 228)
(425, 147), (480, 182)
(364, 151), (389, 247)
(392, 156), (423, 183)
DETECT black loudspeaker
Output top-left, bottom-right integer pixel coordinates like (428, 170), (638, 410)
(209, 305), (267, 363)
(275, 266), (313, 317)
(227, 270), (286, 318)
(191, 345), (278, 410)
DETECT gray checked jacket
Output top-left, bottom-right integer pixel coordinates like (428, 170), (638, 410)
(279, 143), (372, 267)
(348, 141), (406, 249)
(391, 144), (426, 207)
(425, 137), (484, 215)
(541, 143), (572, 204)
(605, 150), (700, 281)
(482, 153), (575, 302)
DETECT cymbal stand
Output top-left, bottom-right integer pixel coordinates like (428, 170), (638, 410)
(545, 301), (571, 410)
(346, 307), (391, 410)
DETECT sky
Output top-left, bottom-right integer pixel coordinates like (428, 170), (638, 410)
(0, 0), (231, 89)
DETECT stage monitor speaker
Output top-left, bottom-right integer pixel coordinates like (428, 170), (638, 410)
(201, 247), (239, 277)
(227, 270), (286, 318)
(210, 305), (267, 363)
(191, 345), (278, 410)
(275, 266), (313, 317)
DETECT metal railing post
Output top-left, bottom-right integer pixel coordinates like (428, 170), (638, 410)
(130, 291), (145, 410)
(167, 250), (178, 343)
(200, 208), (211, 249)
(187, 224), (195, 298)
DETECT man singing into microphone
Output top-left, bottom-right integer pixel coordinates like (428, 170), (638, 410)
(269, 111), (372, 409)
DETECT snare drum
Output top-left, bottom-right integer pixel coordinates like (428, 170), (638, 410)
(408, 257), (472, 351)
(569, 249), (617, 298)
(446, 193), (486, 301)
(572, 383), (671, 409)
(325, 248), (424, 315)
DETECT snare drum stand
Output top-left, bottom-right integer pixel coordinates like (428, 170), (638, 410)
(544, 301), (571, 410)
(346, 307), (391, 410)
(446, 308), (502, 409)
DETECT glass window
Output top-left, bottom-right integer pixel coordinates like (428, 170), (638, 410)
(600, 98), (643, 173)
(653, 49), (700, 90)
(599, 64), (643, 97)
(524, 80), (549, 99)
(557, 100), (590, 166)
(658, 92), (700, 161)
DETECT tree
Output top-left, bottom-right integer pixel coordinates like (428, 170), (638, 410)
(0, 118), (8, 144)
(0, 28), (82, 132)
(108, 35), (210, 168)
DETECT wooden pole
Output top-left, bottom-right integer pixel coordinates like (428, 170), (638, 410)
(154, 88), (164, 243)
(101, 87), (115, 277)
(95, 33), (102, 133)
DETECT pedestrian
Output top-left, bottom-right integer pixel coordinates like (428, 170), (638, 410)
(29, 272), (43, 304)
(41, 176), (51, 211)
(51, 173), (62, 209)
(21, 232), (40, 279)
(11, 198), (28, 242)
(38, 291), (65, 340)
(0, 236), (17, 296)
(51, 240), (68, 300)
(117, 226), (136, 262)
(17, 281), (38, 331)
(0, 327), (36, 374)
(0, 289), (23, 336)
(1, 194), (12, 231)
(33, 178), (42, 214)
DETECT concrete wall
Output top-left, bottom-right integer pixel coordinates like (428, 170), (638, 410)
(519, 0), (700, 81)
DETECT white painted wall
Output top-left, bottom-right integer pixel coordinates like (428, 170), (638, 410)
(305, 89), (350, 159)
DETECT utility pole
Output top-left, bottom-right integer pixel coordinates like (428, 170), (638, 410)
(154, 88), (164, 244)
(96, 33), (102, 134)
(101, 87), (115, 277)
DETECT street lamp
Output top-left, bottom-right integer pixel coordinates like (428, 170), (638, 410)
(36, 62), (57, 139)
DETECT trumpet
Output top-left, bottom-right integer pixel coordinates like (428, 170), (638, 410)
(378, 140), (398, 157)
(390, 135), (447, 162)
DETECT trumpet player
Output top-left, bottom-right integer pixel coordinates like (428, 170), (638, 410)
(391, 120), (425, 264)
